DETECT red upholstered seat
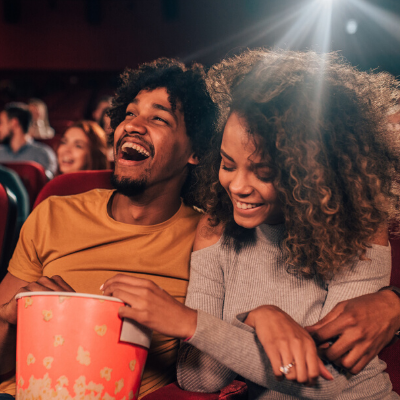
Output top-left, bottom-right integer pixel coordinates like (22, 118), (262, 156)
(378, 230), (400, 395)
(2, 161), (48, 210)
(0, 183), (18, 281)
(33, 169), (114, 208)
(141, 381), (247, 400)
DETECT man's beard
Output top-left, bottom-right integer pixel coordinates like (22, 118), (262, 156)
(0, 132), (11, 145)
(111, 173), (147, 197)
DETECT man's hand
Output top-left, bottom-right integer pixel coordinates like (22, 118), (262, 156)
(245, 305), (333, 386)
(306, 290), (400, 374)
(0, 275), (74, 325)
(102, 274), (197, 339)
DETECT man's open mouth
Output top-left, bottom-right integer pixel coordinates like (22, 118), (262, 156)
(120, 142), (150, 161)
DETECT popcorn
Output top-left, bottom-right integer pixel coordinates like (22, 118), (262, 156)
(95, 325), (107, 336)
(24, 297), (33, 308)
(27, 353), (35, 365)
(59, 296), (70, 303)
(18, 373), (105, 400)
(128, 391), (134, 400)
(56, 375), (69, 388)
(54, 334), (65, 347)
(100, 367), (112, 381)
(102, 393), (115, 400)
(76, 346), (91, 366)
(42, 310), (53, 322)
(43, 356), (54, 369)
(18, 376), (24, 387)
(114, 378), (124, 394)
(129, 360), (136, 371)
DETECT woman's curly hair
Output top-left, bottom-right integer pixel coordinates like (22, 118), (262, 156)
(196, 49), (400, 281)
(107, 58), (217, 205)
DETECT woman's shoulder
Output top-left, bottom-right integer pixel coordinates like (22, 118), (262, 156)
(193, 214), (224, 251)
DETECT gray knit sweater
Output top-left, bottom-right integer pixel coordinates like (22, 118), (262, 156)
(177, 223), (398, 399)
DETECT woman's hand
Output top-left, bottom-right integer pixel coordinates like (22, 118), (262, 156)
(245, 305), (333, 385)
(102, 274), (197, 339)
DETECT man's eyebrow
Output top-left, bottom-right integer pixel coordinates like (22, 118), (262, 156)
(220, 149), (234, 162)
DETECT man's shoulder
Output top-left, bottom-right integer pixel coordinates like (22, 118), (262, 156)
(28, 140), (56, 156)
(36, 189), (113, 215)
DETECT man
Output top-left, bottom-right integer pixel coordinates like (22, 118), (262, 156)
(0, 59), (217, 398)
(0, 102), (57, 177)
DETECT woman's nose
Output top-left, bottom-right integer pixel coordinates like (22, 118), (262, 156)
(124, 116), (147, 135)
(229, 171), (253, 197)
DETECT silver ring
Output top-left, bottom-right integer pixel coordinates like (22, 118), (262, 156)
(280, 361), (295, 375)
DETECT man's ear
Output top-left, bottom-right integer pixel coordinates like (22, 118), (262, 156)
(187, 152), (199, 166)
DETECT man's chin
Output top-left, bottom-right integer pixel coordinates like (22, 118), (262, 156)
(111, 173), (147, 197)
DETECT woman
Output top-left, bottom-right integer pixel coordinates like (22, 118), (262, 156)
(103, 50), (400, 398)
(28, 98), (55, 139)
(57, 120), (109, 174)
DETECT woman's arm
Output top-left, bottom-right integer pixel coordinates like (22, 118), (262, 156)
(177, 218), (347, 398)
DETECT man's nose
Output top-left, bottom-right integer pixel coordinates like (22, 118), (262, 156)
(124, 116), (147, 135)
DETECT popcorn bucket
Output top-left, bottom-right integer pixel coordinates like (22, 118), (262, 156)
(15, 292), (152, 400)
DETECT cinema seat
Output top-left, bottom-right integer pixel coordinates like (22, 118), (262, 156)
(378, 229), (400, 394)
(1, 161), (48, 210)
(33, 169), (114, 208)
(0, 183), (18, 281)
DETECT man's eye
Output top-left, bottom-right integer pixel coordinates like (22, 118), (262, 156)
(154, 116), (168, 124)
(125, 111), (134, 117)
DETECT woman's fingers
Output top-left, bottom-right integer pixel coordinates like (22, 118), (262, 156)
(249, 305), (333, 385)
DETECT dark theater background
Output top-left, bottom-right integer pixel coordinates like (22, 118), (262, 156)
(0, 0), (399, 129)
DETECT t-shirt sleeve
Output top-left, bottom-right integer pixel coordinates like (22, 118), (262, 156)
(7, 202), (47, 281)
(177, 243), (348, 398)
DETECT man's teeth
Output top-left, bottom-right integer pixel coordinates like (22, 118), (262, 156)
(236, 201), (261, 210)
(121, 142), (150, 157)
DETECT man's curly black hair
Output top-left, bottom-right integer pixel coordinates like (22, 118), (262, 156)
(107, 58), (218, 205)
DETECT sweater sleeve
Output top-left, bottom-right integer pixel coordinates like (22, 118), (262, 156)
(177, 243), (349, 399)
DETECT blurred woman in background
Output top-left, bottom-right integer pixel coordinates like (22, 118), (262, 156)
(28, 98), (55, 140)
(57, 120), (109, 174)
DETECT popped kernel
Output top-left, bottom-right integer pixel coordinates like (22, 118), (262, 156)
(100, 367), (112, 381)
(76, 346), (91, 366)
(43, 356), (54, 369)
(27, 353), (35, 365)
(95, 325), (107, 336)
(42, 310), (53, 321)
(102, 393), (115, 400)
(114, 378), (124, 394)
(128, 390), (134, 400)
(59, 296), (70, 303)
(24, 297), (33, 308)
(18, 377), (24, 387)
(56, 375), (69, 388)
(129, 360), (136, 371)
(54, 334), (65, 347)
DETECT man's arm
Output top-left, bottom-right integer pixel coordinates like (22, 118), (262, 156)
(0, 273), (28, 375)
(306, 288), (400, 374)
(0, 272), (75, 375)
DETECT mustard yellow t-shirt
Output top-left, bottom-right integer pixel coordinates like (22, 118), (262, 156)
(6, 189), (200, 398)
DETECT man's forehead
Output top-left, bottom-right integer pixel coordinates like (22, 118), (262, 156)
(132, 88), (182, 111)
